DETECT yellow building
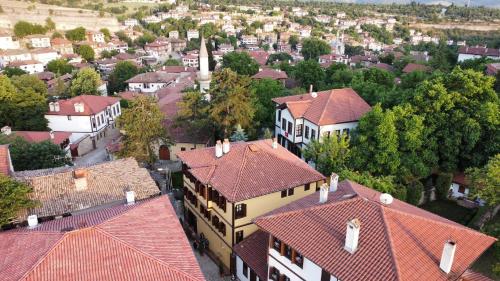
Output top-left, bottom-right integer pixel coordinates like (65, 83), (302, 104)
(177, 139), (325, 273)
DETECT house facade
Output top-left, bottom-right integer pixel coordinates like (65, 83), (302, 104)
(0, 49), (32, 66)
(0, 33), (20, 50)
(273, 88), (371, 157)
(25, 34), (51, 48)
(458, 46), (500, 62)
(51, 38), (74, 55)
(126, 72), (178, 93)
(8, 59), (43, 74)
(31, 48), (60, 66)
(177, 139), (325, 272)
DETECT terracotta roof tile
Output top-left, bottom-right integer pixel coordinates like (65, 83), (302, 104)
(233, 230), (269, 280)
(273, 88), (371, 125)
(125, 72), (178, 84)
(460, 270), (494, 281)
(255, 181), (496, 281)
(0, 145), (12, 176)
(402, 63), (430, 73)
(0, 196), (205, 281)
(252, 68), (288, 80)
(177, 140), (325, 202)
(45, 95), (120, 116)
(11, 131), (71, 145)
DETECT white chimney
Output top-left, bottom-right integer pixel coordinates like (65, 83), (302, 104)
(309, 84), (313, 93)
(126, 191), (135, 204)
(1, 126), (11, 135)
(74, 169), (88, 191)
(380, 193), (394, 205)
(54, 102), (60, 112)
(222, 138), (230, 154)
(319, 183), (329, 203)
(439, 240), (457, 274)
(27, 215), (38, 228)
(49, 131), (55, 139)
(330, 173), (339, 192)
(344, 218), (361, 254)
(272, 137), (278, 149)
(49, 102), (55, 112)
(215, 140), (223, 158)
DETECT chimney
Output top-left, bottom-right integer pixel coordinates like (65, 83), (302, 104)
(319, 183), (329, 203)
(1, 126), (11, 135)
(222, 138), (230, 154)
(73, 169), (88, 191)
(309, 84), (313, 93)
(49, 131), (55, 139)
(126, 191), (135, 204)
(272, 137), (278, 149)
(27, 215), (38, 228)
(330, 173), (339, 192)
(380, 193), (394, 205)
(54, 102), (60, 112)
(49, 102), (55, 112)
(215, 140), (223, 158)
(344, 218), (361, 254)
(439, 240), (457, 274)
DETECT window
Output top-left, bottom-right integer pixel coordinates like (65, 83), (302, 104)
(281, 190), (287, 198)
(97, 117), (101, 126)
(113, 107), (116, 116)
(296, 124), (302, 137)
(294, 251), (304, 268)
(219, 196), (227, 212)
(242, 262), (248, 277)
(305, 126), (310, 139)
(458, 185), (466, 194)
(287, 121), (292, 134)
(277, 110), (281, 122)
(272, 237), (282, 252)
(304, 183), (310, 191)
(311, 129), (316, 140)
(100, 115), (104, 123)
(116, 105), (120, 114)
(67, 115), (72, 120)
(344, 128), (350, 137)
(269, 267), (280, 281)
(288, 188), (294, 196)
(181, 147), (186, 151)
(335, 130), (341, 137)
(236, 230), (244, 243)
(219, 222), (226, 236)
(325, 131), (331, 138)
(235, 203), (246, 219)
(285, 244), (292, 259)
(281, 118), (286, 130)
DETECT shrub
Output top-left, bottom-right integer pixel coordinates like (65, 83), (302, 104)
(406, 180), (424, 205)
(436, 172), (453, 200)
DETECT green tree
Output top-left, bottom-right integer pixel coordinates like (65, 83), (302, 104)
(2, 67), (27, 77)
(0, 175), (38, 226)
(288, 35), (299, 50)
(251, 78), (286, 130)
(338, 169), (405, 200)
(301, 37), (331, 60)
(45, 17), (56, 31)
(65, 27), (86, 41)
(466, 154), (500, 214)
(117, 96), (169, 164)
(294, 60), (325, 91)
(107, 61), (139, 95)
(13, 21), (47, 38)
(164, 59), (182, 66)
(70, 68), (101, 96)
(175, 90), (211, 140)
(267, 52), (293, 65)
(46, 59), (74, 75)
(75, 45), (95, 62)
(303, 133), (351, 176)
(221, 52), (259, 76)
(99, 28), (111, 42)
(209, 69), (255, 137)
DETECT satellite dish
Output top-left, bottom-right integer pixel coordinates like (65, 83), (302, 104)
(380, 193), (394, 205)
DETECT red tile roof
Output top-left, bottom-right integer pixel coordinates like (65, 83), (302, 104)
(177, 139), (325, 202)
(45, 95), (120, 116)
(453, 172), (469, 186)
(125, 72), (178, 84)
(248, 50), (269, 66)
(12, 131), (71, 145)
(252, 68), (288, 80)
(50, 37), (72, 46)
(0, 196), (205, 281)
(273, 88), (371, 125)
(0, 144), (12, 176)
(255, 181), (496, 281)
(459, 46), (500, 57)
(402, 63), (430, 73)
(233, 230), (269, 280)
(460, 270), (494, 281)
(118, 91), (145, 101)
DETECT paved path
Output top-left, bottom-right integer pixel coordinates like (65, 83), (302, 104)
(73, 129), (120, 166)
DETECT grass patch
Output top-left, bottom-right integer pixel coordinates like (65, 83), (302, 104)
(420, 200), (477, 225)
(472, 213), (499, 279)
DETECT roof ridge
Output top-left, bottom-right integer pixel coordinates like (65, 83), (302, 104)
(380, 204), (403, 281)
(231, 145), (251, 201)
(94, 227), (200, 280)
(317, 90), (335, 124)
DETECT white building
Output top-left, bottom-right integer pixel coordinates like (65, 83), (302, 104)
(169, 30), (179, 39)
(25, 35), (51, 48)
(0, 33), (20, 50)
(8, 60), (44, 74)
(273, 88), (371, 158)
(299, 27), (312, 38)
(0, 49), (32, 67)
(457, 46), (500, 62)
(241, 35), (258, 46)
(31, 48), (60, 66)
(263, 22), (274, 33)
(187, 29), (199, 41)
(125, 72), (178, 93)
(124, 18), (139, 27)
(45, 95), (121, 148)
(182, 53), (199, 68)
(86, 31), (106, 43)
(144, 15), (162, 24)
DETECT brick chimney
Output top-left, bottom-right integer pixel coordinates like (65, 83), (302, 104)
(73, 169), (88, 191)
(27, 215), (38, 228)
(271, 137), (278, 149)
(126, 191), (135, 204)
(54, 102), (60, 112)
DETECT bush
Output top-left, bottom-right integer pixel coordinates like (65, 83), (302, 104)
(436, 172), (453, 200)
(406, 180), (424, 205)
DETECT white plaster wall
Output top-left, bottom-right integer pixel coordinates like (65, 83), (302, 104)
(268, 248), (324, 281)
(301, 119), (319, 145)
(128, 82), (168, 93)
(319, 122), (358, 140)
(449, 183), (469, 198)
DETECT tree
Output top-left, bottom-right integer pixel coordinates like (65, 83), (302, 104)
(0, 136), (71, 171)
(267, 52), (293, 65)
(301, 37), (331, 61)
(164, 59), (182, 66)
(338, 169), (405, 200)
(117, 96), (169, 164)
(251, 78), (286, 130)
(209, 69), (256, 137)
(65, 27), (86, 41)
(221, 52), (259, 76)
(351, 68), (395, 105)
(345, 44), (364, 56)
(46, 59), (74, 75)
(100, 50), (119, 59)
(100, 28), (111, 42)
(45, 17), (56, 31)
(107, 61), (139, 95)
(0, 175), (38, 226)
(10, 74), (47, 97)
(303, 133), (351, 176)
(288, 35), (299, 50)
(13, 21), (47, 38)
(175, 90), (211, 140)
(230, 124), (248, 142)
(294, 60), (325, 91)
(466, 154), (500, 214)
(70, 68), (101, 96)
(2, 67), (27, 77)
(75, 45), (95, 62)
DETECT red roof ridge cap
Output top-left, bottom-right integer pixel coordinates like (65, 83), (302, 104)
(379, 204), (403, 280)
(317, 90), (336, 124)
(231, 145), (252, 201)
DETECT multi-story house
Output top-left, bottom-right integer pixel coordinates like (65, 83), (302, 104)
(182, 53), (199, 68)
(241, 35), (258, 46)
(45, 95), (121, 149)
(0, 49), (31, 66)
(86, 31), (105, 43)
(30, 48), (60, 66)
(219, 44), (235, 54)
(8, 59), (43, 74)
(273, 88), (371, 157)
(177, 139), (325, 272)
(458, 46), (500, 62)
(168, 38), (187, 52)
(123, 18), (139, 27)
(235, 179), (496, 281)
(125, 72), (178, 93)
(169, 30), (180, 39)
(144, 40), (171, 58)
(187, 29), (199, 41)
(25, 34), (51, 48)
(263, 22), (274, 32)
(50, 38), (74, 55)
(0, 32), (20, 49)
(1, 125), (71, 153)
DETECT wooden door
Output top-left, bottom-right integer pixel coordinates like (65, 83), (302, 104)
(159, 145), (170, 160)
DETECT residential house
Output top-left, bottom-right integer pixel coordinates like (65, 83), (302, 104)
(124, 18), (139, 27)
(30, 48), (60, 66)
(298, 26), (312, 38)
(187, 29), (200, 41)
(96, 58), (118, 76)
(263, 22), (274, 32)
(45, 95), (121, 150)
(219, 44), (235, 54)
(0, 194), (205, 281)
(169, 30), (180, 39)
(86, 31), (105, 43)
(8, 59), (43, 74)
(318, 54), (349, 67)
(182, 53), (199, 68)
(273, 88), (371, 157)
(248, 50), (269, 67)
(0, 32), (20, 49)
(449, 173), (470, 199)
(50, 37), (74, 55)
(169, 38), (187, 52)
(458, 46), (500, 62)
(25, 34), (51, 48)
(126, 72), (178, 93)
(486, 63), (500, 76)
(252, 68), (288, 85)
(0, 49), (32, 66)
(1, 126), (71, 152)
(235, 179), (496, 281)
(241, 35), (258, 46)
(145, 40), (171, 58)
(177, 139), (325, 270)
(402, 63), (430, 74)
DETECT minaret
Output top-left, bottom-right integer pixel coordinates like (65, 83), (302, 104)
(198, 36), (211, 96)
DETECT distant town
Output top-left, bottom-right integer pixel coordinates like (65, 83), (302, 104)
(0, 0), (498, 280)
